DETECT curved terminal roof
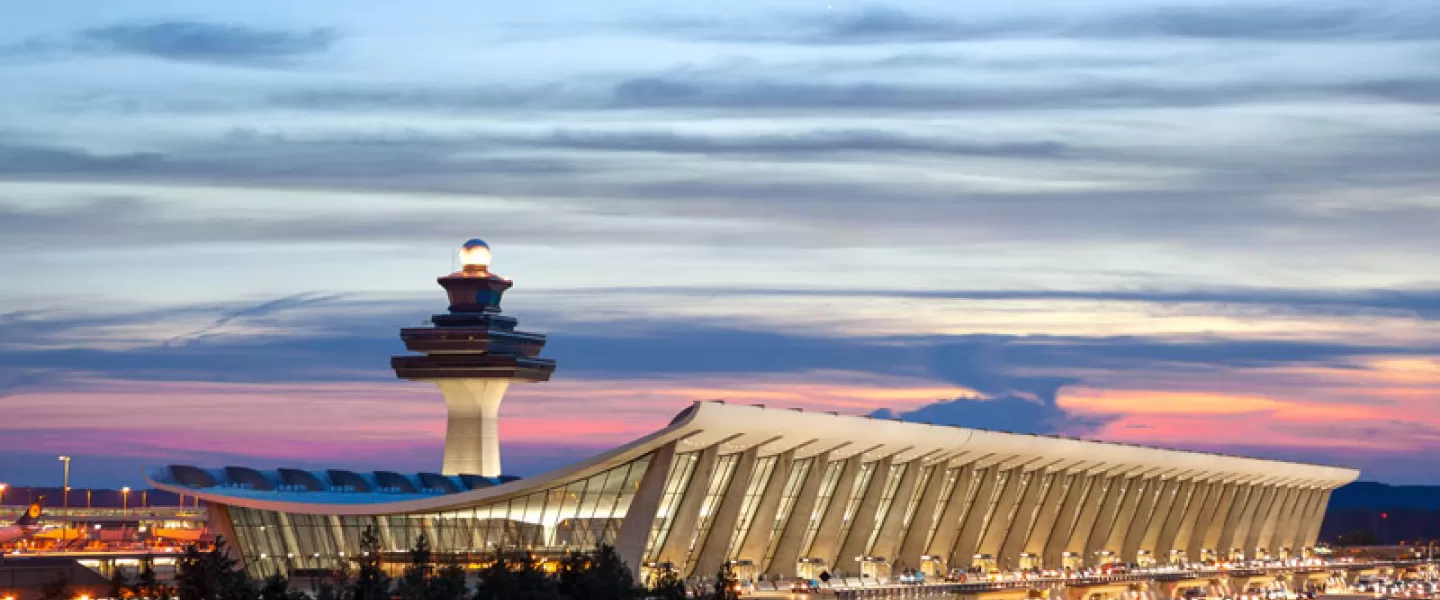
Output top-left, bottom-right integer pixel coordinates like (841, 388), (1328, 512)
(146, 465), (517, 505)
(147, 401), (1360, 515)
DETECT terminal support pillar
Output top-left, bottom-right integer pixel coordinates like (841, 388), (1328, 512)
(435, 379), (512, 477)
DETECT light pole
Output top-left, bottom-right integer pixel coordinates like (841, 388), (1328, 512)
(0, 483), (7, 508)
(58, 455), (71, 544)
(58, 456), (71, 510)
(121, 487), (130, 516)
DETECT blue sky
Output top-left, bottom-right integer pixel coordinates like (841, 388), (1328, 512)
(2, 0), (1438, 488)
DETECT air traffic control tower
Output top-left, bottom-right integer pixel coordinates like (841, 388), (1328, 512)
(391, 239), (556, 477)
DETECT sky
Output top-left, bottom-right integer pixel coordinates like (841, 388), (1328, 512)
(2, 0), (1438, 489)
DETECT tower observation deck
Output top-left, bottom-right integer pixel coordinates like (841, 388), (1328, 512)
(390, 239), (556, 476)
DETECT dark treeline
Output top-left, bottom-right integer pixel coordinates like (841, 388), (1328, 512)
(54, 526), (743, 600)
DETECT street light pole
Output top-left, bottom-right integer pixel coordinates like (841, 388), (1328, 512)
(58, 456), (71, 509)
(58, 455), (71, 544)
(121, 487), (130, 517)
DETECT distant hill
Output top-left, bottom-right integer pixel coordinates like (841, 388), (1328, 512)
(1329, 482), (1440, 511)
(1323, 481), (1440, 545)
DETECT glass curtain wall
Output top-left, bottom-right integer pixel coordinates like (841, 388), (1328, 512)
(798, 460), (845, 558)
(760, 458), (815, 569)
(644, 452), (701, 563)
(228, 454), (652, 578)
(726, 456), (779, 559)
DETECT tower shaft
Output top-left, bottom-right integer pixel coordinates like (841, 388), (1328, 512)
(436, 379), (510, 476)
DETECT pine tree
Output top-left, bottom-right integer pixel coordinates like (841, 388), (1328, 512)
(259, 573), (308, 600)
(176, 537), (256, 600)
(473, 548), (559, 600)
(559, 545), (640, 600)
(396, 533), (434, 600)
(429, 560), (468, 600)
(131, 554), (173, 600)
(352, 525), (392, 600)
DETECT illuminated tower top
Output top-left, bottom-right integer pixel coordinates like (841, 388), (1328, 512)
(390, 240), (556, 476)
(391, 239), (556, 381)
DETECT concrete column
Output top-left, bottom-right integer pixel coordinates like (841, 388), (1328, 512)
(615, 442), (677, 578)
(1294, 487), (1326, 551)
(434, 379), (512, 476)
(1255, 486), (1299, 555)
(1085, 475), (1135, 565)
(1240, 485), (1281, 557)
(689, 447), (758, 578)
(1043, 472), (1095, 568)
(737, 450), (795, 562)
(766, 452), (832, 578)
(1132, 478), (1182, 562)
(1155, 480), (1200, 561)
(1196, 483), (1238, 559)
(1069, 475), (1119, 564)
(897, 465), (951, 570)
(807, 456), (862, 570)
(1272, 488), (1314, 555)
(1215, 483), (1258, 557)
(1278, 487), (1311, 554)
(836, 456), (896, 573)
(976, 467), (1030, 563)
(1000, 470), (1054, 570)
(1299, 489), (1333, 548)
(950, 465), (1007, 567)
(657, 445), (720, 565)
(1104, 476), (1154, 562)
(1025, 472), (1075, 560)
(207, 504), (243, 565)
(870, 461), (926, 561)
(927, 463), (979, 565)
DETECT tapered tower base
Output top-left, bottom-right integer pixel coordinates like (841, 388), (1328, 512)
(436, 379), (510, 477)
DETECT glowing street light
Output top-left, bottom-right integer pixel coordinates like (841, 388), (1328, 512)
(57, 456), (72, 509)
(121, 487), (131, 516)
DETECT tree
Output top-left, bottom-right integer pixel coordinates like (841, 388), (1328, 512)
(352, 525), (393, 600)
(176, 537), (256, 600)
(430, 560), (469, 600)
(39, 572), (71, 600)
(473, 548), (559, 600)
(648, 568), (687, 600)
(557, 545), (641, 600)
(131, 554), (175, 600)
(260, 573), (309, 600)
(319, 561), (354, 600)
(396, 533), (435, 600)
(710, 562), (740, 600)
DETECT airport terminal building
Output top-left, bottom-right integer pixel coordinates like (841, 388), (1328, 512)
(144, 241), (1360, 582)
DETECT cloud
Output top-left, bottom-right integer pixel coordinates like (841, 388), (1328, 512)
(76, 21), (337, 65)
(655, 3), (1440, 46)
(870, 394), (1114, 436)
(1096, 3), (1439, 41)
(4, 294), (1433, 394)
(530, 129), (1069, 158)
(601, 286), (1440, 321)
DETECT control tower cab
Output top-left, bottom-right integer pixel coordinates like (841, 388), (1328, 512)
(390, 239), (556, 477)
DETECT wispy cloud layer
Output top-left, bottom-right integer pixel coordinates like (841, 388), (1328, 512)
(3, 0), (1439, 485)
